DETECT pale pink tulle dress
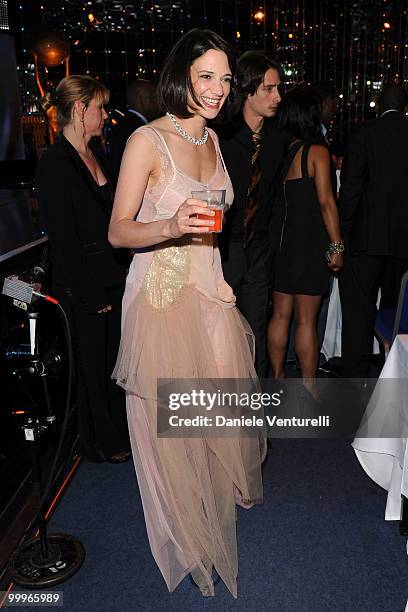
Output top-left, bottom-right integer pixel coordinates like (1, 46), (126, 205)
(112, 125), (266, 598)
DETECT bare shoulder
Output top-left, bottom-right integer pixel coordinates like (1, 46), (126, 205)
(309, 144), (330, 163)
(126, 127), (157, 156)
(125, 116), (165, 144)
(121, 128), (159, 176)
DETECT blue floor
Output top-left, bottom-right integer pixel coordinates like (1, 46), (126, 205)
(25, 439), (408, 611)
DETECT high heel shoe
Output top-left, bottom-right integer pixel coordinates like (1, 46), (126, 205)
(107, 450), (131, 463)
(296, 384), (324, 412)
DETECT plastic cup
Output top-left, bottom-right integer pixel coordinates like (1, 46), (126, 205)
(191, 189), (226, 233)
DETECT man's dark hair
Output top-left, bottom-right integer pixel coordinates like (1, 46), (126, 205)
(157, 28), (235, 119)
(311, 80), (336, 104)
(235, 50), (283, 98)
(278, 85), (323, 143)
(127, 79), (155, 107)
(126, 79), (157, 120)
(223, 50), (283, 119)
(378, 84), (408, 114)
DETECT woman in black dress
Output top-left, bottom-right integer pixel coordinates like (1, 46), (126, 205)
(267, 86), (343, 392)
(36, 75), (130, 462)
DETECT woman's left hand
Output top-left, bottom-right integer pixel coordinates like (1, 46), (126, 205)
(328, 252), (343, 273)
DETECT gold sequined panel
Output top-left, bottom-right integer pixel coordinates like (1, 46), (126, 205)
(142, 238), (191, 309)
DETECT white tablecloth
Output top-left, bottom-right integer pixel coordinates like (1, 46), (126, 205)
(352, 334), (408, 520)
(321, 277), (342, 360)
(321, 277), (380, 360)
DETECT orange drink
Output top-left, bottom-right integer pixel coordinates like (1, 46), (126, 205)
(191, 189), (226, 234)
(196, 207), (223, 232)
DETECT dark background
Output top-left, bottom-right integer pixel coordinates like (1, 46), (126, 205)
(4, 0), (408, 142)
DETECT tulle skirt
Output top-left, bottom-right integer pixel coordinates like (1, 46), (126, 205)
(113, 285), (266, 597)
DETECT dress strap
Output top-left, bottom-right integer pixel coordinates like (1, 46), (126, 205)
(208, 128), (225, 172)
(300, 143), (311, 179)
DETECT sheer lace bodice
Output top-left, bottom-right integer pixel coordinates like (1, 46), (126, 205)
(128, 125), (236, 308)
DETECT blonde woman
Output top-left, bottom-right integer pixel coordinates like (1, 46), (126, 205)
(36, 75), (130, 463)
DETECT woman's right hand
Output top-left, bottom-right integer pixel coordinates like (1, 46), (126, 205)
(166, 198), (215, 239)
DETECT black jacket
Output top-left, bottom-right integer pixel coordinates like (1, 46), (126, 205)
(35, 134), (127, 313)
(108, 111), (145, 181)
(339, 110), (408, 259)
(216, 117), (288, 253)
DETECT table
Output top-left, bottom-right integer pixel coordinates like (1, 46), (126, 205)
(352, 334), (408, 520)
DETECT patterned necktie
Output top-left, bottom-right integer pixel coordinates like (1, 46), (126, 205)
(244, 131), (262, 247)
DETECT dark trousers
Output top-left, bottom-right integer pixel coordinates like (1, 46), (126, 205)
(339, 253), (408, 377)
(339, 253), (386, 378)
(221, 238), (271, 378)
(55, 283), (130, 461)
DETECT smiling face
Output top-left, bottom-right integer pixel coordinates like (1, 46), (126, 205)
(188, 49), (232, 119)
(75, 96), (109, 137)
(245, 67), (282, 120)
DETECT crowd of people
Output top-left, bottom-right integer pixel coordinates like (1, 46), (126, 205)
(35, 28), (408, 598)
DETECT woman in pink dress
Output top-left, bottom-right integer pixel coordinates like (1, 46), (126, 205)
(108, 29), (265, 598)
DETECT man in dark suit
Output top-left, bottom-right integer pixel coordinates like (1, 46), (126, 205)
(311, 80), (338, 144)
(109, 79), (158, 180)
(216, 51), (288, 377)
(339, 84), (408, 377)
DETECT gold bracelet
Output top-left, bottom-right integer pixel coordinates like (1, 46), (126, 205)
(328, 240), (345, 254)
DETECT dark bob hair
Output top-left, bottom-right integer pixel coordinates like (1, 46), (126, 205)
(157, 28), (235, 119)
(278, 85), (323, 143)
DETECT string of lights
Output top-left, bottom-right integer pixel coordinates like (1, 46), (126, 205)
(10, 0), (408, 140)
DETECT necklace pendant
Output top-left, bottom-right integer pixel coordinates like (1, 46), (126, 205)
(166, 112), (209, 146)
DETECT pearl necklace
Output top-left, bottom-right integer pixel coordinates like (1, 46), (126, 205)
(166, 112), (209, 146)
